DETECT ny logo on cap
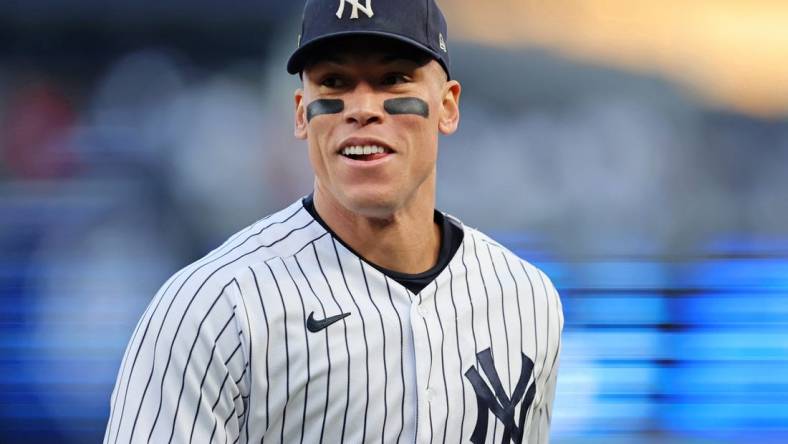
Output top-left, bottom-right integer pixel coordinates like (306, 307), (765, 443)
(336, 0), (374, 19)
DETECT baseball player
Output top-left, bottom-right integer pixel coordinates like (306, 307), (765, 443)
(104, 0), (563, 443)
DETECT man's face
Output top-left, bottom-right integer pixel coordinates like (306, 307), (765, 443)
(294, 39), (461, 219)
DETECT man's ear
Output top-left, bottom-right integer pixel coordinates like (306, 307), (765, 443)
(438, 80), (461, 136)
(294, 88), (307, 140)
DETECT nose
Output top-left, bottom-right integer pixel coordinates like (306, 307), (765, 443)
(344, 84), (384, 127)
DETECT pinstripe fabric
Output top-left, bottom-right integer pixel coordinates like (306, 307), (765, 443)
(104, 197), (563, 443)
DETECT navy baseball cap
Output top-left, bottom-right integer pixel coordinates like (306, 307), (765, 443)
(287, 0), (451, 79)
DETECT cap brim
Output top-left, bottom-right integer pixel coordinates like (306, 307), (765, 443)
(287, 30), (450, 79)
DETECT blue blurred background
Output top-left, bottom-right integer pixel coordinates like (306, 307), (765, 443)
(1, 1), (787, 443)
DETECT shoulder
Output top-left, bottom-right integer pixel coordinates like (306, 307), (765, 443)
(451, 217), (528, 269)
(455, 219), (564, 324)
(105, 199), (324, 442)
(149, 197), (321, 320)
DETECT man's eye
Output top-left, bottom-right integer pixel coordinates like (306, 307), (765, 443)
(321, 76), (345, 88)
(382, 74), (409, 85)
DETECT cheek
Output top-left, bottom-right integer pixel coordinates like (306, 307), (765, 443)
(400, 118), (440, 170)
(305, 119), (338, 173)
(404, 109), (441, 149)
(307, 141), (323, 169)
(306, 116), (339, 153)
(301, 93), (343, 181)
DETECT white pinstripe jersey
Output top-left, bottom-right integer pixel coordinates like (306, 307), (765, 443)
(104, 196), (563, 444)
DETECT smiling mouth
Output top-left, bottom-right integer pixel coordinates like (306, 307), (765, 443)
(340, 144), (393, 161)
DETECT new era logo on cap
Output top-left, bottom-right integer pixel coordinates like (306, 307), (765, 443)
(287, 0), (451, 79)
(336, 0), (374, 19)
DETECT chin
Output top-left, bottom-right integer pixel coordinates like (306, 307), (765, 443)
(339, 187), (401, 219)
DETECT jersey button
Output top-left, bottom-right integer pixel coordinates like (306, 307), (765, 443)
(417, 305), (427, 317)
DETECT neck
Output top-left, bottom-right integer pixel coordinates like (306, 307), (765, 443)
(312, 183), (441, 274)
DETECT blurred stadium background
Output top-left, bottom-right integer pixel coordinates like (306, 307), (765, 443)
(1, 1), (787, 443)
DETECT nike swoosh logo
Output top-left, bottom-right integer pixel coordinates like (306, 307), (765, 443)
(306, 311), (351, 333)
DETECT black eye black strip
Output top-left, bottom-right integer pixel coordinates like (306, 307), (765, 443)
(384, 97), (430, 118)
(306, 99), (345, 122)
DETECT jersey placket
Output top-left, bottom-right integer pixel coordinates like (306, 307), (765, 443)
(410, 281), (439, 444)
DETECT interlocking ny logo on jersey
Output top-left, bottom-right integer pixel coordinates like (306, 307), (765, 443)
(336, 0), (374, 19)
(464, 348), (537, 444)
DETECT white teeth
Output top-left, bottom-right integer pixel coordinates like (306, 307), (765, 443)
(341, 145), (386, 156)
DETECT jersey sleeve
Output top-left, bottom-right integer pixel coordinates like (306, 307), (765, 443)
(529, 271), (564, 443)
(103, 269), (252, 444)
